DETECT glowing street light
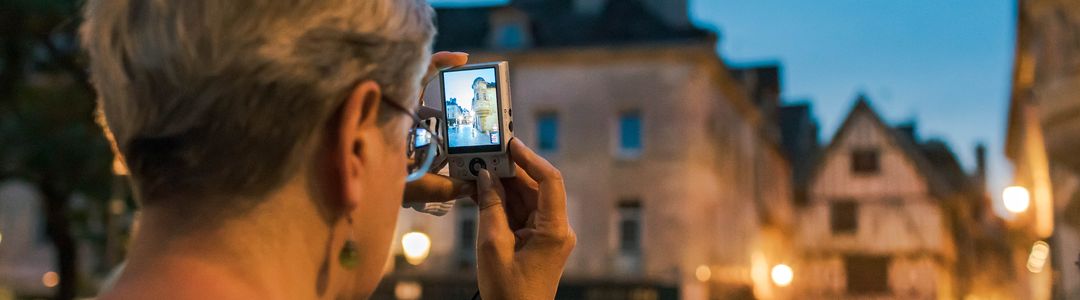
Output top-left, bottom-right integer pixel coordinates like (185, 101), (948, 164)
(1003, 186), (1031, 214)
(771, 264), (793, 287)
(401, 231), (431, 265)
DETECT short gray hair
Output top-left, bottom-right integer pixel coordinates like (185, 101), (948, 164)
(81, 0), (434, 207)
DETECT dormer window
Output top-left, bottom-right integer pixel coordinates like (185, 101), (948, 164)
(488, 6), (532, 50)
(495, 23), (527, 50)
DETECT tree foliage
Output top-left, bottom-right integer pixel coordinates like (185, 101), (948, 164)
(1, 0), (115, 299)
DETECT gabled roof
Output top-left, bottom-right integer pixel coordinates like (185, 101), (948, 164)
(729, 63), (782, 113)
(811, 95), (957, 199)
(432, 0), (711, 51)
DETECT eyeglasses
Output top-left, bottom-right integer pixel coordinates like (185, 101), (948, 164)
(381, 95), (444, 182)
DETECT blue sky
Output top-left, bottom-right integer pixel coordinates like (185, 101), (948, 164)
(443, 68), (497, 112)
(429, 0), (1017, 214)
(691, 0), (1017, 215)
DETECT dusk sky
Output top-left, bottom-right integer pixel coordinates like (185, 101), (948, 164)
(443, 67), (497, 113)
(429, 0), (1017, 214)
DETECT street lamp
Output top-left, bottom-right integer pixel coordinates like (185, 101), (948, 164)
(401, 231), (431, 265)
(1003, 186), (1031, 214)
(771, 264), (793, 287)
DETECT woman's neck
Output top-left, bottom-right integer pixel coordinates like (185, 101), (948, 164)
(102, 186), (334, 300)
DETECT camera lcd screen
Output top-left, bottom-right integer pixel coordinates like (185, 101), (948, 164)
(441, 67), (503, 154)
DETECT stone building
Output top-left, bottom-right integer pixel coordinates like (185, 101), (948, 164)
(380, 0), (799, 299)
(471, 78), (499, 134)
(1006, 0), (1080, 299)
(792, 97), (1009, 299)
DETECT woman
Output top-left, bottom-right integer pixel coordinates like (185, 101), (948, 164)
(80, 0), (575, 299)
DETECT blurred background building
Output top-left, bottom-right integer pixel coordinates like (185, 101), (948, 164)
(1006, 0), (1080, 299)
(382, 1), (1022, 299)
(794, 98), (1013, 299)
(384, 0), (802, 299)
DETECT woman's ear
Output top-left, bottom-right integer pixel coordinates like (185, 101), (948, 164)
(330, 80), (383, 212)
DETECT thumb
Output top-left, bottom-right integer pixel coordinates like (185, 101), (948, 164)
(476, 169), (513, 259)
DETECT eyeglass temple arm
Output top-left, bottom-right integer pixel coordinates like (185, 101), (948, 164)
(415, 105), (448, 172)
(417, 106), (442, 120)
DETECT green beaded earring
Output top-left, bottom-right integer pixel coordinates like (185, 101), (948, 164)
(338, 217), (359, 270)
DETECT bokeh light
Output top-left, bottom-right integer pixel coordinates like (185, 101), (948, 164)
(42, 271), (59, 288)
(694, 265), (712, 282)
(1027, 241), (1049, 273)
(394, 281), (422, 300)
(1003, 186), (1030, 214)
(771, 264), (793, 287)
(402, 231), (431, 265)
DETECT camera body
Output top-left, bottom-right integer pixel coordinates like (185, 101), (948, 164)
(439, 61), (515, 179)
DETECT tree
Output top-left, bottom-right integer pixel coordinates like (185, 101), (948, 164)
(1, 0), (114, 299)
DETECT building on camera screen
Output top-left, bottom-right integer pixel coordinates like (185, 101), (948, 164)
(443, 67), (501, 148)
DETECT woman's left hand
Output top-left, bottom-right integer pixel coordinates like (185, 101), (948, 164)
(403, 51), (473, 205)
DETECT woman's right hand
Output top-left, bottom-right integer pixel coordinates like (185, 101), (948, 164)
(475, 138), (576, 300)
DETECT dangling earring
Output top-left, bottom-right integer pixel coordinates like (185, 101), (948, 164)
(338, 216), (359, 270)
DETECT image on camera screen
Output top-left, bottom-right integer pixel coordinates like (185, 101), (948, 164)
(442, 67), (502, 149)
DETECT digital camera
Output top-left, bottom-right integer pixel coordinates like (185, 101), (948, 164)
(439, 61), (516, 179)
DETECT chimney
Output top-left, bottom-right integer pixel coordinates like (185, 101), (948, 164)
(975, 143), (987, 189)
(640, 0), (691, 28)
(895, 122), (917, 142)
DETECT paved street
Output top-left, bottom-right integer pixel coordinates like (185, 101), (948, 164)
(448, 125), (497, 147)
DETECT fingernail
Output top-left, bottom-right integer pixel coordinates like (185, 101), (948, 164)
(484, 169), (496, 184)
(478, 169), (490, 183)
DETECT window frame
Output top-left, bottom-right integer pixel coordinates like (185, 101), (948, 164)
(536, 111), (559, 153)
(615, 110), (643, 159)
(851, 148), (881, 175)
(455, 202), (479, 268)
(494, 23), (528, 50)
(830, 200), (858, 235)
(844, 255), (891, 294)
(616, 200), (642, 254)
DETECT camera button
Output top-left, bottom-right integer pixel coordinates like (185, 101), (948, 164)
(468, 158), (487, 176)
